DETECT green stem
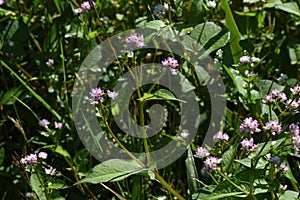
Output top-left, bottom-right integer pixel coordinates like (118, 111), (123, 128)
(1, 60), (70, 129)
(154, 171), (185, 200)
(217, 170), (250, 195)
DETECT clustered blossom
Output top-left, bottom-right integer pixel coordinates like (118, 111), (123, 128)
(38, 152), (48, 159)
(89, 87), (105, 104)
(240, 138), (258, 152)
(280, 162), (288, 174)
(38, 119), (63, 129)
(263, 89), (287, 103)
(44, 166), (56, 176)
(203, 157), (222, 174)
(153, 4), (165, 17)
(239, 117), (261, 134)
(89, 87), (118, 104)
(73, 1), (95, 14)
(20, 152), (47, 165)
(180, 130), (189, 138)
(125, 33), (145, 51)
(286, 99), (300, 113)
(161, 57), (179, 75)
(46, 58), (54, 67)
(20, 154), (38, 165)
(38, 119), (50, 128)
(195, 147), (210, 159)
(213, 131), (229, 141)
(263, 120), (282, 135)
(239, 55), (260, 65)
(280, 184), (287, 191)
(206, 0), (217, 8)
(290, 123), (300, 153)
(0, 0), (5, 5)
(54, 121), (63, 129)
(269, 156), (281, 165)
(290, 85), (300, 96)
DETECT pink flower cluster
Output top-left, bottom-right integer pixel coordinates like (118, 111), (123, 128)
(161, 57), (179, 75)
(20, 152), (48, 165)
(263, 86), (300, 114)
(195, 147), (210, 159)
(263, 120), (282, 135)
(240, 138), (258, 152)
(38, 119), (63, 129)
(73, 1), (95, 14)
(239, 55), (260, 65)
(213, 131), (229, 141)
(203, 157), (222, 174)
(89, 87), (118, 104)
(263, 89), (287, 103)
(239, 117), (261, 134)
(290, 123), (300, 153)
(125, 33), (145, 51)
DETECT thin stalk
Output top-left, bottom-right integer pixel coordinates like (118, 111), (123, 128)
(154, 171), (185, 200)
(217, 170), (250, 195)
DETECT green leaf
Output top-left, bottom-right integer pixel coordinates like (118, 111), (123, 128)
(235, 157), (267, 169)
(30, 174), (47, 200)
(223, 65), (247, 97)
(222, 145), (237, 172)
(284, 161), (298, 183)
(138, 89), (186, 102)
(258, 79), (285, 97)
(250, 138), (286, 158)
(189, 22), (229, 54)
(43, 145), (71, 159)
(185, 147), (200, 194)
(76, 159), (145, 184)
(220, 0), (243, 63)
(73, 149), (90, 173)
(0, 86), (23, 105)
(0, 148), (5, 166)
(279, 190), (300, 200)
(275, 2), (300, 17)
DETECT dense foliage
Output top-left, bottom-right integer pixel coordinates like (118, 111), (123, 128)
(0, 0), (299, 199)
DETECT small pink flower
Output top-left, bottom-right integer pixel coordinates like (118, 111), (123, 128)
(44, 167), (56, 176)
(263, 120), (282, 135)
(38, 119), (50, 128)
(54, 121), (63, 129)
(240, 138), (258, 152)
(107, 90), (119, 100)
(213, 131), (229, 141)
(239, 117), (261, 134)
(195, 147), (210, 159)
(203, 157), (222, 174)
(38, 152), (48, 159)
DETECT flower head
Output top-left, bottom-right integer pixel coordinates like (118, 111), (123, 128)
(125, 33), (145, 51)
(269, 156), (281, 165)
(280, 184), (287, 191)
(290, 85), (300, 96)
(38, 152), (48, 159)
(54, 121), (63, 129)
(239, 117), (261, 134)
(38, 119), (50, 128)
(213, 131), (229, 141)
(239, 55), (251, 65)
(44, 166), (56, 176)
(89, 87), (105, 104)
(280, 162), (288, 174)
(46, 58), (54, 67)
(107, 90), (119, 100)
(153, 5), (165, 17)
(263, 120), (282, 135)
(195, 147), (210, 159)
(161, 57), (179, 75)
(240, 138), (258, 152)
(203, 156), (222, 174)
(206, 1), (217, 8)
(20, 154), (38, 165)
